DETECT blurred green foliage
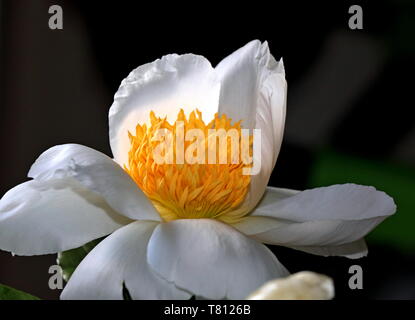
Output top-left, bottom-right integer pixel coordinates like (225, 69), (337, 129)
(0, 283), (39, 300)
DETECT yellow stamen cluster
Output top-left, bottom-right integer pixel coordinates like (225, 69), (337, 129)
(125, 109), (252, 223)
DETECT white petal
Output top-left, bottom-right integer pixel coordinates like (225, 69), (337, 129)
(147, 219), (289, 300)
(288, 239), (368, 259)
(0, 178), (130, 256)
(28, 144), (160, 221)
(216, 40), (287, 212)
(233, 218), (368, 258)
(61, 221), (189, 300)
(233, 184), (396, 250)
(109, 54), (220, 166)
(252, 184), (396, 222)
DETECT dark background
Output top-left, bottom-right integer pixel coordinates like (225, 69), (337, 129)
(0, 0), (414, 299)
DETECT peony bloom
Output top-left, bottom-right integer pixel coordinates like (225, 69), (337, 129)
(0, 40), (395, 300)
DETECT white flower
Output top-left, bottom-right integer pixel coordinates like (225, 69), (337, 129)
(0, 40), (396, 300)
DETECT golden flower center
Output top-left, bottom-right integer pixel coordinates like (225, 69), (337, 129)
(125, 109), (252, 223)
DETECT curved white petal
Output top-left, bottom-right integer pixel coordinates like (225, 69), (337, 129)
(109, 54), (220, 166)
(216, 40), (287, 212)
(147, 219), (289, 300)
(288, 239), (368, 259)
(61, 221), (190, 300)
(252, 184), (396, 222)
(28, 144), (160, 221)
(233, 184), (396, 250)
(0, 178), (130, 256)
(233, 215), (369, 258)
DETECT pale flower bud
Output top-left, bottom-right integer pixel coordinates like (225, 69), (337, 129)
(246, 271), (335, 300)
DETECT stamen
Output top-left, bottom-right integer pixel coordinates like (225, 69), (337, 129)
(125, 109), (252, 223)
